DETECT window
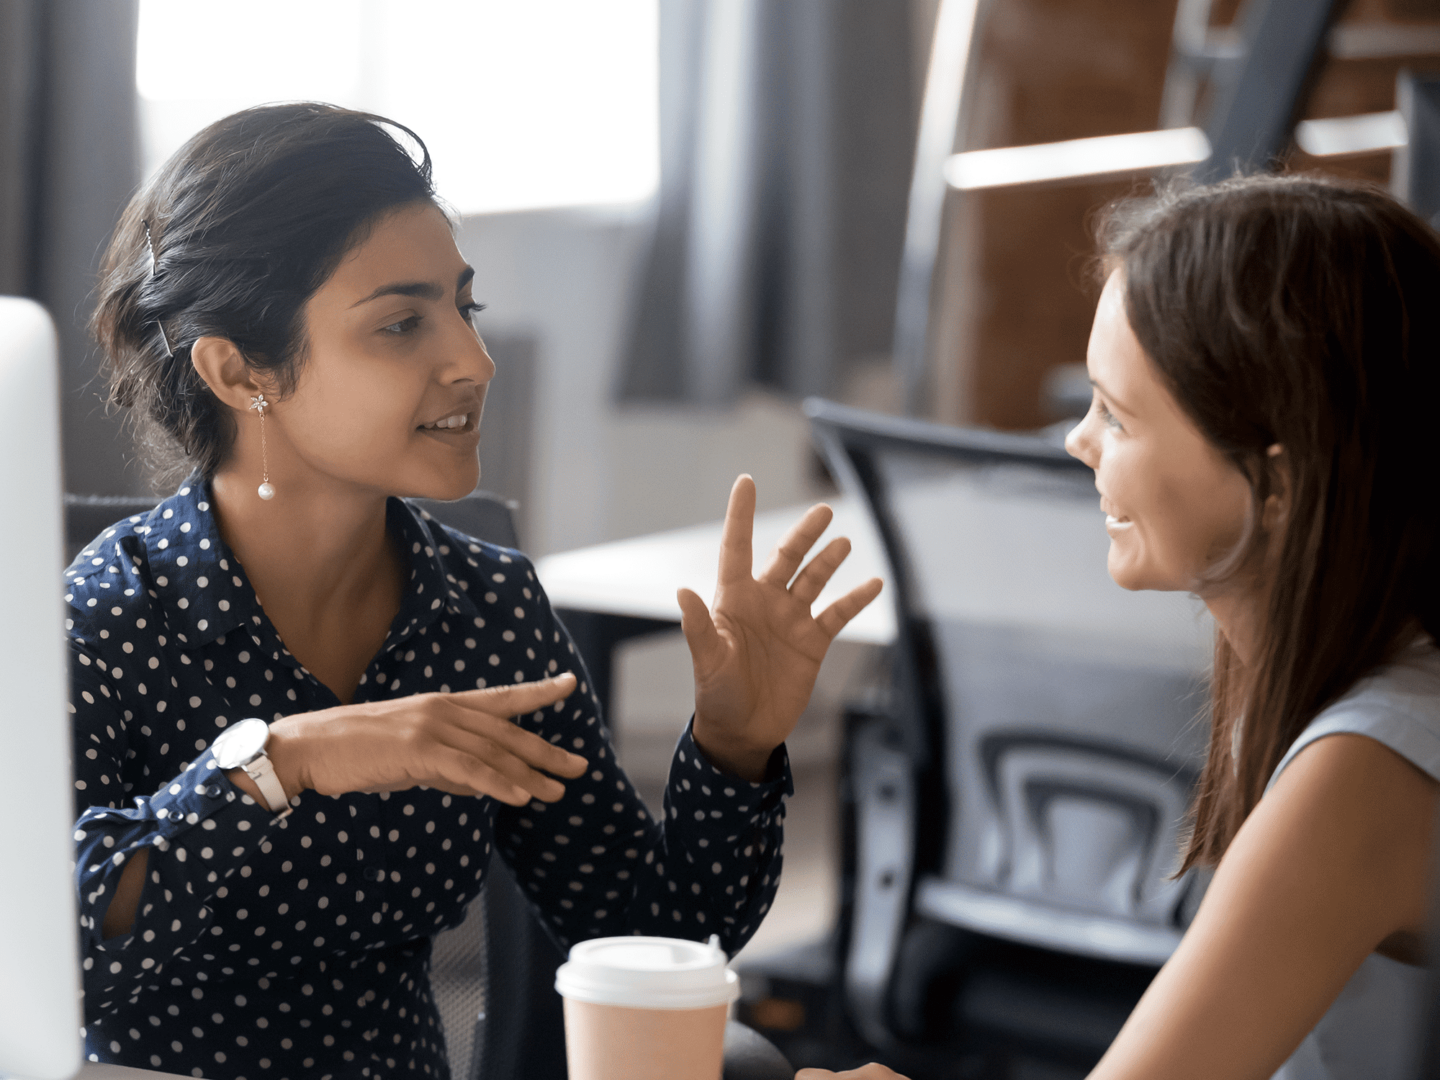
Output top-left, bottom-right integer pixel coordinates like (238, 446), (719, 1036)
(136, 0), (659, 215)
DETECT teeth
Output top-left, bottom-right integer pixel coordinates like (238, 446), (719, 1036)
(424, 413), (468, 430)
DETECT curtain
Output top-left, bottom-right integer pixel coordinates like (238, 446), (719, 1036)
(0, 0), (142, 495)
(618, 0), (917, 406)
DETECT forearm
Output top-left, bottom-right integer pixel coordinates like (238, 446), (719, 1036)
(99, 847), (149, 939)
(75, 750), (281, 1007)
(498, 720), (789, 954)
(647, 724), (788, 950)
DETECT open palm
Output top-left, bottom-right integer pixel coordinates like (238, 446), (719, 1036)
(678, 475), (884, 780)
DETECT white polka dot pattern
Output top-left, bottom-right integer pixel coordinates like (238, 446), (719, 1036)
(66, 482), (791, 1079)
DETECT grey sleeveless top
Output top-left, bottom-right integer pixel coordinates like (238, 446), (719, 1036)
(1266, 638), (1440, 1080)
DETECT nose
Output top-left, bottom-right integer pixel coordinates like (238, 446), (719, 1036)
(1064, 405), (1099, 469)
(440, 313), (496, 388)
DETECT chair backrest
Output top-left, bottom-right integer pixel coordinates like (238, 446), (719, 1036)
(64, 494), (166, 562)
(411, 493), (521, 551)
(806, 400), (1212, 993)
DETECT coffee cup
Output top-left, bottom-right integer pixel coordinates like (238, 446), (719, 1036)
(554, 934), (740, 1080)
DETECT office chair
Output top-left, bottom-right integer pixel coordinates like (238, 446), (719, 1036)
(65, 490), (792, 1080)
(796, 400), (1213, 1075)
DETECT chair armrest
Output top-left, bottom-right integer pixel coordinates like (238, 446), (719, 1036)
(724, 1019), (795, 1080)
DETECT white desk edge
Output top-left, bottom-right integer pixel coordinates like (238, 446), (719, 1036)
(533, 496), (897, 646)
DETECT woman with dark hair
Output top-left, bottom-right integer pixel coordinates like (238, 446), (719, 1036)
(72, 103), (881, 1079)
(798, 175), (1440, 1080)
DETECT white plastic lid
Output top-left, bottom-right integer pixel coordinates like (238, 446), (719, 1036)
(555, 935), (741, 1010)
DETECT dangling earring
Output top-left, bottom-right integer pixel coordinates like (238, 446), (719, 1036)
(250, 393), (275, 500)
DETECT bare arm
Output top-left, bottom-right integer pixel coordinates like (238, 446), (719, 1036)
(1089, 733), (1436, 1080)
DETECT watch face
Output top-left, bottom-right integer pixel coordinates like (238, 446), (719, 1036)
(212, 717), (269, 770)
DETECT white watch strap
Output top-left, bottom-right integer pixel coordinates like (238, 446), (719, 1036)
(243, 752), (292, 817)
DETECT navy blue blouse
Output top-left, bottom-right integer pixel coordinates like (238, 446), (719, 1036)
(67, 480), (791, 1080)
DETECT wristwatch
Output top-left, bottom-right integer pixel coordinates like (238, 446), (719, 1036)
(212, 717), (292, 817)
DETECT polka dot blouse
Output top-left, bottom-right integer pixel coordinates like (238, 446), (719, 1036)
(67, 480), (792, 1080)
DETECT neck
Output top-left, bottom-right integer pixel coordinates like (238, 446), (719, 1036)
(1202, 580), (1265, 667)
(208, 466), (401, 637)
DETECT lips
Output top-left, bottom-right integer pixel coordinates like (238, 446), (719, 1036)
(1099, 496), (1131, 525)
(421, 412), (471, 432)
(417, 393), (485, 435)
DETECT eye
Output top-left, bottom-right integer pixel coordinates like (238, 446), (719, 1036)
(1095, 397), (1123, 431)
(459, 301), (486, 329)
(381, 315), (422, 335)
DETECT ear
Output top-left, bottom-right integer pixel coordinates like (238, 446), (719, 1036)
(1261, 443), (1289, 531)
(190, 336), (274, 414)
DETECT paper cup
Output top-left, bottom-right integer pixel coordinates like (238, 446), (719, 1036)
(555, 935), (740, 1080)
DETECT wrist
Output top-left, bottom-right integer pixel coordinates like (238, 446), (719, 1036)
(690, 716), (775, 783)
(263, 719), (307, 801)
(217, 717), (305, 808)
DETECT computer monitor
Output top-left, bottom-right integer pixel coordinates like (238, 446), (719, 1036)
(0, 297), (82, 1079)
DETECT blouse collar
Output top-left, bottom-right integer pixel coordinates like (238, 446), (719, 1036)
(140, 478), (460, 663)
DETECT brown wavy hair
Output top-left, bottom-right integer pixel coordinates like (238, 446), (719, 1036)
(1098, 174), (1440, 871)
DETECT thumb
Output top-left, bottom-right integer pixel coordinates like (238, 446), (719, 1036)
(677, 587), (724, 673)
(457, 671), (578, 718)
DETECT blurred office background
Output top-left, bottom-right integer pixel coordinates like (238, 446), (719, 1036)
(4, 0), (1440, 1075)
(6, 0), (1431, 544)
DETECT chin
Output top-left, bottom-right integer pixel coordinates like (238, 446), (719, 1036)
(1107, 565), (1146, 592)
(1106, 553), (1189, 594)
(398, 462), (481, 503)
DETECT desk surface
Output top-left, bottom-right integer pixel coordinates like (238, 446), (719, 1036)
(535, 496), (897, 645)
(81, 1065), (188, 1079)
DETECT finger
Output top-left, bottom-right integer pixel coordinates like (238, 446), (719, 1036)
(677, 587), (725, 672)
(716, 474), (757, 585)
(437, 699), (588, 778)
(788, 535), (851, 607)
(430, 744), (559, 805)
(814, 577), (884, 639)
(462, 739), (569, 802)
(759, 502), (834, 587)
(451, 672), (578, 718)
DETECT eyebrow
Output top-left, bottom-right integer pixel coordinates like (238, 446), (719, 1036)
(351, 266), (476, 308)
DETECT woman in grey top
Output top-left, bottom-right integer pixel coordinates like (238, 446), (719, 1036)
(799, 176), (1440, 1080)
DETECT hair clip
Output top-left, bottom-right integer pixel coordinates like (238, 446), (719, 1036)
(143, 220), (160, 277)
(142, 219), (174, 358)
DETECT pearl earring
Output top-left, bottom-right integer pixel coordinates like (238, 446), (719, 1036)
(249, 394), (275, 501)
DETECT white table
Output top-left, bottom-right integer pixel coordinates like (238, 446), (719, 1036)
(535, 494), (897, 644)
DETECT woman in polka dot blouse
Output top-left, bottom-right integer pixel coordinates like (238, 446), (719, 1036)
(71, 104), (882, 1080)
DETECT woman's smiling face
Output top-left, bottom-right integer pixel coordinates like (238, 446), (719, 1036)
(262, 199), (495, 501)
(1065, 269), (1253, 593)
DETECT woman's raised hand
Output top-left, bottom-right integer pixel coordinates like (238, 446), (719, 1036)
(795, 1067), (910, 1079)
(678, 475), (884, 780)
(262, 673), (587, 806)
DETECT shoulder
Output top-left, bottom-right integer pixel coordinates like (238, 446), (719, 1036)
(1096, 729), (1435, 1078)
(404, 502), (544, 599)
(1270, 638), (1440, 791)
(63, 512), (160, 647)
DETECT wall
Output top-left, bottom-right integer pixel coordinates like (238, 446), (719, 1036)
(457, 203), (831, 559)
